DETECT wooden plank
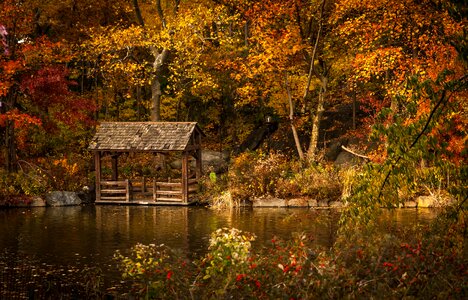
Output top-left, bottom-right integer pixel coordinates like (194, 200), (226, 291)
(155, 190), (182, 196)
(101, 180), (128, 186)
(155, 182), (182, 187)
(188, 185), (198, 192)
(101, 189), (127, 194)
(95, 200), (192, 206)
(188, 179), (198, 184)
(100, 196), (128, 200)
(155, 197), (183, 202)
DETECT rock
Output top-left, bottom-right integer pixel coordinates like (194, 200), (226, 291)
(308, 199), (318, 207)
(169, 159), (183, 169)
(416, 195), (437, 208)
(252, 197), (287, 207)
(14, 196), (46, 207)
(77, 185), (95, 204)
(329, 201), (343, 208)
(287, 198), (309, 207)
(317, 199), (329, 207)
(170, 150), (229, 174)
(46, 191), (82, 206)
(334, 151), (359, 167)
(324, 140), (343, 161)
(202, 150), (229, 174)
(403, 200), (417, 208)
(29, 196), (46, 207)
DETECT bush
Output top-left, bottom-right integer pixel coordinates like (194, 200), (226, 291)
(114, 212), (466, 299)
(227, 151), (342, 201)
(0, 168), (47, 205)
(114, 243), (191, 299)
(228, 151), (293, 200)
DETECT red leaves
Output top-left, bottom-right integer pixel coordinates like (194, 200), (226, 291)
(0, 109), (42, 149)
(0, 108), (41, 128)
(21, 66), (70, 105)
(236, 273), (246, 282)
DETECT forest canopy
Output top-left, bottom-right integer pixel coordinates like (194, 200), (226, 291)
(0, 0), (466, 199)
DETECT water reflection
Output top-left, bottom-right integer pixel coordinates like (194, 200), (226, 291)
(0, 206), (437, 282)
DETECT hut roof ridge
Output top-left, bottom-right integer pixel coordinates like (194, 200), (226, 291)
(88, 121), (202, 152)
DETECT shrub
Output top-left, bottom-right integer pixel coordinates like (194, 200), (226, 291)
(114, 243), (191, 299)
(0, 168), (47, 205)
(227, 151), (342, 201)
(228, 151), (293, 200)
(113, 209), (466, 299)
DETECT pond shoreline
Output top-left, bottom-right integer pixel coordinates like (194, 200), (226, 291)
(1, 192), (446, 209)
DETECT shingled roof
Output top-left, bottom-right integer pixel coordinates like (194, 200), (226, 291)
(88, 122), (202, 152)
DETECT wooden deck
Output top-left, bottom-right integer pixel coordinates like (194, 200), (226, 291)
(96, 178), (199, 205)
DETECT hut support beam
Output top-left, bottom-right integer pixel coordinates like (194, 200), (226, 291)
(111, 153), (119, 181)
(95, 152), (102, 202)
(195, 149), (202, 180)
(182, 152), (189, 203)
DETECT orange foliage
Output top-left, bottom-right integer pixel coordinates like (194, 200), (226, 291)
(0, 109), (42, 150)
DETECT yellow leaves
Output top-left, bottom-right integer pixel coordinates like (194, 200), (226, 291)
(53, 158), (78, 176)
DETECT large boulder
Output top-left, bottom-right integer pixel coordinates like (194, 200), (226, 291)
(77, 186), (95, 204)
(46, 191), (82, 206)
(202, 150), (229, 174)
(252, 197), (287, 207)
(324, 140), (344, 161)
(170, 150), (229, 174)
(287, 198), (309, 207)
(334, 151), (360, 167)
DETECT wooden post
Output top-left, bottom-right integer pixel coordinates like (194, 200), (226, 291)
(182, 152), (189, 203)
(126, 179), (131, 202)
(153, 179), (156, 202)
(95, 152), (101, 202)
(111, 153), (119, 181)
(195, 149), (202, 180)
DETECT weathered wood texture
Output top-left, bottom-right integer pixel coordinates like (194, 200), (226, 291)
(89, 122), (203, 152)
(96, 178), (198, 205)
(89, 122), (203, 205)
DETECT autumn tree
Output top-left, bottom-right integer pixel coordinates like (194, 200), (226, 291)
(332, 0), (466, 161)
(82, 0), (234, 124)
(0, 0), (97, 172)
(218, 0), (338, 161)
(332, 0), (467, 216)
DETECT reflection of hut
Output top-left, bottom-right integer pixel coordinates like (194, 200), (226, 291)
(88, 122), (203, 205)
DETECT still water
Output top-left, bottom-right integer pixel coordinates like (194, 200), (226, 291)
(0, 205), (436, 282)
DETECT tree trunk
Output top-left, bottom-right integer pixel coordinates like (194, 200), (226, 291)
(150, 47), (169, 122)
(307, 75), (327, 161)
(151, 79), (162, 121)
(285, 75), (304, 160)
(5, 120), (17, 173)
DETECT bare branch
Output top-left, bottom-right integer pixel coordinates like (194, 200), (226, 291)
(341, 145), (370, 160)
(302, 0), (326, 101)
(156, 0), (167, 29)
(132, 0), (145, 27)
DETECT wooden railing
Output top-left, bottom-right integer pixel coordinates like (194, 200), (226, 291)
(97, 178), (198, 204)
(100, 180), (131, 202)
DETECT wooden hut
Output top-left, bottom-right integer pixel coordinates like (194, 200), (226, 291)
(88, 122), (203, 205)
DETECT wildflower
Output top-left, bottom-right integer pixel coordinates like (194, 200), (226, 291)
(255, 280), (261, 288)
(236, 274), (246, 282)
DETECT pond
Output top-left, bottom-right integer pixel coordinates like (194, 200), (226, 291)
(0, 205), (436, 287)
